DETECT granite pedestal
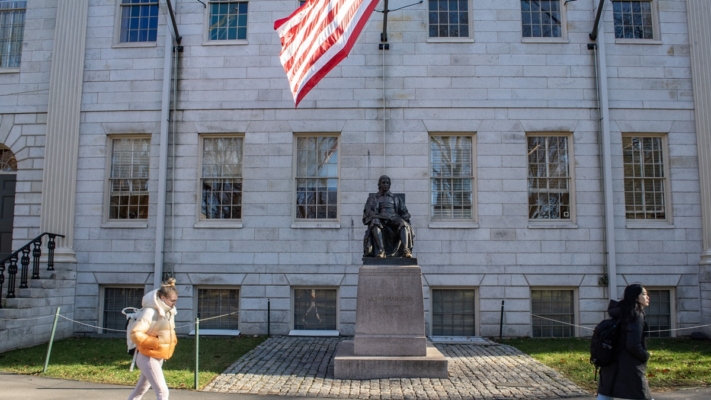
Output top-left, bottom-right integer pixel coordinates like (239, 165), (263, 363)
(334, 261), (448, 379)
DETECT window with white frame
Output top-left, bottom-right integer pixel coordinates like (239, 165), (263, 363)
(197, 288), (240, 330)
(528, 135), (572, 220)
(293, 288), (337, 330)
(0, 1), (25, 68)
(432, 289), (476, 336)
(521, 0), (562, 38)
(622, 135), (668, 220)
(200, 136), (243, 220)
(119, 0), (159, 43)
(428, 0), (470, 38)
(208, 0), (248, 41)
(108, 137), (150, 220)
(531, 289), (575, 337)
(295, 136), (339, 220)
(103, 287), (144, 332)
(430, 135), (474, 220)
(646, 289), (672, 338)
(613, 0), (655, 40)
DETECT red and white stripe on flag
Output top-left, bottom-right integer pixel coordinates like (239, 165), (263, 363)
(274, 0), (379, 107)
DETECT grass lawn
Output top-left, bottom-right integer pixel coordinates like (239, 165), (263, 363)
(500, 337), (711, 393)
(0, 335), (266, 390)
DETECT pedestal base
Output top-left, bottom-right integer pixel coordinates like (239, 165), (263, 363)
(334, 340), (448, 380)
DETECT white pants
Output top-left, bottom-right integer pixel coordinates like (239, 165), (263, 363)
(128, 352), (169, 400)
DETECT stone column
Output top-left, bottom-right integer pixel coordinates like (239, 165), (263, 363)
(687, 0), (711, 335)
(39, 1), (90, 262)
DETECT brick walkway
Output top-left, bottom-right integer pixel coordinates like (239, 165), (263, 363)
(204, 337), (590, 399)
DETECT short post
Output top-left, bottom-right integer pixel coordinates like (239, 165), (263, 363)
(194, 317), (200, 389)
(499, 300), (505, 340)
(267, 299), (271, 337)
(43, 307), (61, 373)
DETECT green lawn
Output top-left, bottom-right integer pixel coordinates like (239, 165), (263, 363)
(500, 338), (711, 392)
(2, 336), (707, 393)
(0, 336), (266, 389)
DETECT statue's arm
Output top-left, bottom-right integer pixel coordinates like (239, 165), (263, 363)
(363, 194), (381, 226)
(397, 197), (411, 221)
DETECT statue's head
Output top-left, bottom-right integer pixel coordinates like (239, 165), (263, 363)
(378, 175), (391, 192)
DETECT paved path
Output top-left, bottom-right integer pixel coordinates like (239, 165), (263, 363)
(205, 337), (589, 399)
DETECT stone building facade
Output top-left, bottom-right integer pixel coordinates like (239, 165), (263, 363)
(1, 0), (710, 346)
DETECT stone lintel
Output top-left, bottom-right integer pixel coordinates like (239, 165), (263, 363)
(334, 340), (448, 380)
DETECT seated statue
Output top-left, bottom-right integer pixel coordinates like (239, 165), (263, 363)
(362, 175), (415, 258)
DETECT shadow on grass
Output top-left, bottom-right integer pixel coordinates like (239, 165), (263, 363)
(0, 336), (266, 390)
(500, 337), (711, 392)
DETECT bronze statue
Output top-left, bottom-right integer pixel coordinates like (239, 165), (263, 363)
(363, 175), (415, 258)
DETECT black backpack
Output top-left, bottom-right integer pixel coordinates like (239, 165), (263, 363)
(590, 317), (621, 378)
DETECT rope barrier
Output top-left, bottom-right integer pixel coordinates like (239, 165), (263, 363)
(531, 314), (594, 331)
(4, 310), (709, 335)
(198, 311), (239, 322)
(531, 314), (711, 334)
(52, 311), (240, 332)
(58, 315), (127, 332)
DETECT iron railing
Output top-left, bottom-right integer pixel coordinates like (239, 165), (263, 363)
(0, 232), (64, 306)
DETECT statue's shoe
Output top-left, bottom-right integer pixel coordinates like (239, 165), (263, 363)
(376, 252), (386, 258)
(403, 251), (412, 258)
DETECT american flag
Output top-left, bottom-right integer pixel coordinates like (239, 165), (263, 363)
(274, 0), (379, 107)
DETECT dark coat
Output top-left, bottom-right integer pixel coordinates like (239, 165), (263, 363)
(597, 301), (652, 400)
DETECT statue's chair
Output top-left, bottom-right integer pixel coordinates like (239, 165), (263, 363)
(363, 193), (410, 258)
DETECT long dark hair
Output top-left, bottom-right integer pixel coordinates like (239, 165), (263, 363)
(619, 284), (645, 324)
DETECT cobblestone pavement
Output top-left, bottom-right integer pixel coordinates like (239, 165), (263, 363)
(204, 337), (590, 399)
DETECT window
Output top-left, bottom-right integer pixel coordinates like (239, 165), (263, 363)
(531, 289), (575, 337)
(298, 0), (307, 7)
(119, 0), (159, 43)
(200, 136), (243, 220)
(613, 0), (655, 40)
(109, 137), (150, 220)
(0, 145), (17, 172)
(430, 136), (474, 220)
(528, 135), (573, 220)
(295, 136), (338, 220)
(646, 289), (672, 338)
(0, 1), (25, 68)
(197, 288), (240, 330)
(428, 0), (470, 38)
(208, 1), (248, 41)
(103, 287), (144, 332)
(521, 0), (562, 38)
(293, 288), (337, 330)
(432, 289), (476, 336)
(622, 135), (669, 221)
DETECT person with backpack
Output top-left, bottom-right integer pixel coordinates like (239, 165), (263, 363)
(597, 283), (652, 400)
(127, 278), (179, 400)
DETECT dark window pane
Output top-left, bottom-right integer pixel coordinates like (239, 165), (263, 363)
(103, 287), (144, 331)
(293, 289), (337, 330)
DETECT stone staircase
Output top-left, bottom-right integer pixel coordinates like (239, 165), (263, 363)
(0, 263), (77, 352)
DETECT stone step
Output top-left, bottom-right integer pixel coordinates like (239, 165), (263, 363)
(28, 278), (75, 289)
(52, 262), (77, 272)
(28, 279), (56, 289)
(14, 288), (46, 298)
(3, 296), (50, 309)
(0, 304), (59, 319)
(15, 287), (74, 298)
(45, 269), (76, 280)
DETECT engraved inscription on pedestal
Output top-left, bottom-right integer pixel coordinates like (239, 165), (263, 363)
(353, 265), (426, 356)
